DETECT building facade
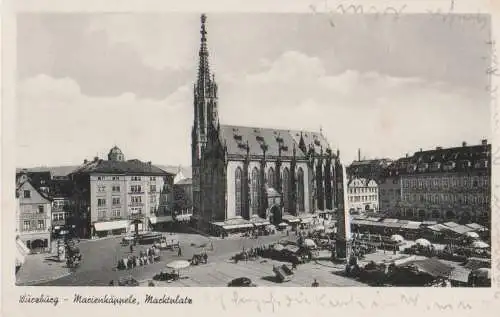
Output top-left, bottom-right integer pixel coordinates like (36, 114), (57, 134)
(384, 140), (491, 225)
(191, 15), (345, 233)
(70, 146), (175, 238)
(347, 177), (379, 214)
(15, 178), (52, 253)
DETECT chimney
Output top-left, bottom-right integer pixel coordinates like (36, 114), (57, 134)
(481, 139), (488, 146)
(358, 149), (361, 161)
(420, 148), (423, 152)
(462, 141), (467, 147)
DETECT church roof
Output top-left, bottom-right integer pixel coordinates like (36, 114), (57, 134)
(219, 124), (332, 158)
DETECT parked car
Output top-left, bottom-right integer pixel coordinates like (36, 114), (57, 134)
(227, 277), (256, 287)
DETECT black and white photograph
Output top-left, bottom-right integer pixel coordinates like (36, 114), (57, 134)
(11, 9), (494, 289)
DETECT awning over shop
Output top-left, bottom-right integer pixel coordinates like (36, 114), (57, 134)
(427, 224), (449, 232)
(149, 215), (173, 224)
(446, 225), (473, 235)
(94, 220), (129, 231)
(402, 222), (422, 230)
(443, 221), (460, 228)
(211, 217), (253, 230)
(249, 216), (270, 226)
(282, 214), (300, 223)
(175, 214), (192, 221)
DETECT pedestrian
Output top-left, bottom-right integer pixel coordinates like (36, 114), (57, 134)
(178, 247), (182, 257)
(109, 280), (114, 286)
(130, 244), (134, 253)
(312, 279), (319, 287)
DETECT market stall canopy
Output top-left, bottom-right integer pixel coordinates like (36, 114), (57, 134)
(465, 231), (480, 239)
(303, 239), (317, 248)
(472, 241), (489, 249)
(415, 238), (431, 247)
(390, 234), (404, 242)
(249, 215), (270, 226)
(166, 260), (190, 270)
(282, 214), (300, 223)
(273, 244), (285, 251)
(403, 258), (453, 278)
(472, 268), (491, 279)
(465, 223), (487, 231)
(278, 222), (288, 227)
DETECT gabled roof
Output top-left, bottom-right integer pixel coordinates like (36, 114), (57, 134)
(219, 124), (333, 158)
(16, 165), (80, 177)
(71, 159), (173, 176)
(17, 179), (52, 202)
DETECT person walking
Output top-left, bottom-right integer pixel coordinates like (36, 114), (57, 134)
(129, 244), (134, 253)
(178, 247), (182, 257)
(312, 279), (319, 287)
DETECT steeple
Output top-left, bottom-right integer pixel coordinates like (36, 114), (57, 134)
(197, 14), (210, 92)
(193, 14), (219, 160)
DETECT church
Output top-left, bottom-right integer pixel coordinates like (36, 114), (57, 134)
(191, 15), (349, 240)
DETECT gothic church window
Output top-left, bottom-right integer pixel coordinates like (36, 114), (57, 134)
(251, 167), (260, 216)
(297, 167), (305, 212)
(282, 168), (290, 213)
(235, 167), (243, 217)
(267, 167), (275, 188)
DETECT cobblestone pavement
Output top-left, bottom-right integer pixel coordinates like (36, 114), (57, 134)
(141, 259), (367, 287)
(16, 253), (71, 286)
(34, 232), (288, 286)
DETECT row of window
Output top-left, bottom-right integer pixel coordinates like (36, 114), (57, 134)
(22, 220), (46, 231)
(234, 166), (305, 217)
(402, 176), (488, 189)
(96, 176), (157, 181)
(52, 212), (72, 221)
(349, 195), (378, 202)
(348, 187), (377, 194)
(97, 185), (157, 193)
(97, 195), (156, 207)
(97, 206), (157, 219)
(401, 193), (488, 204)
(22, 205), (45, 213)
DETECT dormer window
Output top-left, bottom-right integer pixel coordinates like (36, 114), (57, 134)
(417, 163), (428, 172)
(474, 159), (488, 169)
(460, 160), (472, 169)
(443, 161), (456, 171)
(430, 162), (441, 172)
(407, 164), (417, 173)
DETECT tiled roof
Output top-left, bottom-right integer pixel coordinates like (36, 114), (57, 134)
(71, 159), (172, 176)
(383, 142), (490, 176)
(219, 124), (332, 158)
(16, 165), (80, 177)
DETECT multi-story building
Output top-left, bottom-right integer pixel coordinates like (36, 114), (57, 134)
(69, 146), (175, 238)
(15, 174), (52, 253)
(347, 177), (379, 214)
(346, 150), (392, 182)
(378, 164), (402, 216)
(384, 140), (491, 225)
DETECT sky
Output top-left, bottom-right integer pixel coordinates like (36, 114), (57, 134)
(16, 13), (492, 168)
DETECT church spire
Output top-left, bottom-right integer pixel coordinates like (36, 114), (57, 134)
(197, 13), (210, 91)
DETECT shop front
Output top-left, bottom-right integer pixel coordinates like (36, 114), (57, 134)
(149, 215), (173, 231)
(19, 232), (51, 254)
(210, 217), (254, 237)
(93, 220), (130, 238)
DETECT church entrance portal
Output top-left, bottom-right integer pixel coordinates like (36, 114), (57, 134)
(269, 205), (282, 226)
